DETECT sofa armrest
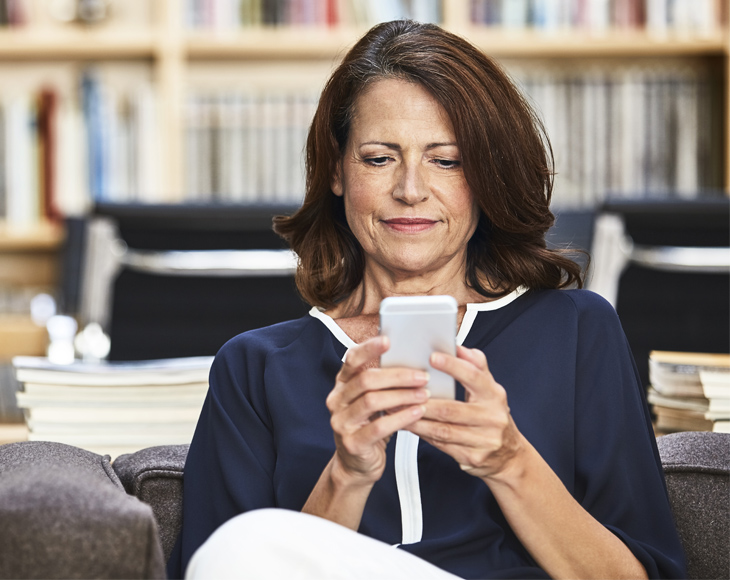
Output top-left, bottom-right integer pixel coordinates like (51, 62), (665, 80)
(114, 444), (189, 563)
(657, 432), (730, 580)
(0, 441), (165, 579)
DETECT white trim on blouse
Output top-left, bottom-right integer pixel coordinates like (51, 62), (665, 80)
(309, 286), (528, 546)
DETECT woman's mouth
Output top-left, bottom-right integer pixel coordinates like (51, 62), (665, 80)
(382, 218), (438, 233)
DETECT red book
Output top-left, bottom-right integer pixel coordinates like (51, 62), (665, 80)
(326, 0), (338, 27)
(37, 87), (61, 221)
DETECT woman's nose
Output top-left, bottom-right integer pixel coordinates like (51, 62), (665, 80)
(392, 164), (429, 205)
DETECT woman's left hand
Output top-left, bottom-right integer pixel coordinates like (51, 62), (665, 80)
(407, 345), (525, 481)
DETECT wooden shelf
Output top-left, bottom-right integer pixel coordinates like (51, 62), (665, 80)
(462, 30), (729, 58)
(0, 316), (48, 360)
(0, 222), (65, 252)
(4, 27), (722, 61)
(0, 29), (157, 59)
(184, 29), (728, 60)
(185, 28), (360, 60)
(0, 223), (63, 288)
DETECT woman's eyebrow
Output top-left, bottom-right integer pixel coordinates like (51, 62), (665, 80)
(425, 142), (459, 150)
(358, 141), (458, 150)
(359, 141), (400, 149)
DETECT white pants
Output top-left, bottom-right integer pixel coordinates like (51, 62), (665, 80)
(186, 508), (462, 580)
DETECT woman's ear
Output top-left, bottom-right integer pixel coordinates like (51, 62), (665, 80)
(331, 162), (343, 197)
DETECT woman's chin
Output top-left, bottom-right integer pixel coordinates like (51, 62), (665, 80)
(374, 256), (456, 281)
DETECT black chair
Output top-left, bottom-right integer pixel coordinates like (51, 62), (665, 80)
(74, 203), (309, 361)
(588, 198), (730, 389)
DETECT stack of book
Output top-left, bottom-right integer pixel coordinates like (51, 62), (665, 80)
(647, 351), (730, 434)
(13, 356), (213, 458)
(700, 368), (730, 433)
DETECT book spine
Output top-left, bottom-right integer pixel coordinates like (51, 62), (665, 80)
(37, 87), (61, 221)
(467, 0), (722, 33)
(5, 94), (40, 226)
(0, 99), (5, 220)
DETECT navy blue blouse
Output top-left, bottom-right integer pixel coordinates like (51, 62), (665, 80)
(167, 289), (687, 579)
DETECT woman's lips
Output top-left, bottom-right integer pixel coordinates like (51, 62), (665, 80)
(382, 218), (438, 233)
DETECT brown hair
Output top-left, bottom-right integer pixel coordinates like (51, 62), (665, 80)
(274, 20), (584, 309)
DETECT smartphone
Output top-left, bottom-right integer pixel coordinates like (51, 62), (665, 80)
(379, 295), (458, 399)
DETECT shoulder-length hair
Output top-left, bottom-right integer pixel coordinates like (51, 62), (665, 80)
(274, 19), (584, 309)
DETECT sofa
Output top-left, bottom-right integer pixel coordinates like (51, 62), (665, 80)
(0, 431), (727, 579)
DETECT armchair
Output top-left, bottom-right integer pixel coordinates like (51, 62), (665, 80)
(0, 432), (727, 579)
(0, 441), (165, 579)
(114, 431), (730, 580)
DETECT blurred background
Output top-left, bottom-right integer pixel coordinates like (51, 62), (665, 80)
(0, 0), (728, 444)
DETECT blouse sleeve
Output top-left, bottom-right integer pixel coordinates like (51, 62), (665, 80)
(167, 333), (276, 579)
(569, 291), (687, 579)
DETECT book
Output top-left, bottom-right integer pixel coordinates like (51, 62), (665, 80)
(26, 426), (196, 447)
(469, 0), (722, 35)
(700, 369), (730, 422)
(24, 405), (202, 423)
(5, 93), (40, 226)
(649, 351), (730, 398)
(646, 387), (708, 413)
(13, 355), (213, 459)
(12, 355), (213, 386)
(19, 381), (208, 399)
(653, 405), (714, 433)
(648, 351), (730, 433)
(707, 398), (730, 413)
(16, 390), (207, 408)
(699, 369), (730, 400)
(37, 87), (60, 221)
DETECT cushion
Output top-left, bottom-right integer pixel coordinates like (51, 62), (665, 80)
(657, 432), (730, 580)
(0, 441), (165, 579)
(114, 444), (188, 563)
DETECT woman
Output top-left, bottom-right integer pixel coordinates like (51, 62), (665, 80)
(168, 21), (686, 579)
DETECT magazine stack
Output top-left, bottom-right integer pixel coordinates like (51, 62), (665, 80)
(647, 351), (730, 434)
(12, 356), (213, 458)
(700, 368), (730, 433)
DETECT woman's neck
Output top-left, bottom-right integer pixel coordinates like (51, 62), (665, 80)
(327, 260), (487, 320)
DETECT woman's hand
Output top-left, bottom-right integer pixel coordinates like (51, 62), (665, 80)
(410, 346), (649, 580)
(407, 345), (526, 481)
(326, 335), (430, 486)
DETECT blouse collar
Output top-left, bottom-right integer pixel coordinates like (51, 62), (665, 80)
(309, 286), (528, 351)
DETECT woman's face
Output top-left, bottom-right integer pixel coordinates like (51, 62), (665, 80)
(332, 78), (479, 282)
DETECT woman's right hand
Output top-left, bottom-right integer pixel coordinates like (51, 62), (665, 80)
(326, 335), (431, 486)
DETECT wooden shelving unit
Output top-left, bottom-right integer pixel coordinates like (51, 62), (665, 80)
(0, 29), (157, 59)
(0, 222), (63, 364)
(0, 221), (61, 441)
(0, 0), (727, 199)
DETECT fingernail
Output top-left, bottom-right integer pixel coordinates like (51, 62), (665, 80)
(431, 353), (443, 366)
(415, 371), (430, 382)
(412, 405), (426, 416)
(415, 388), (430, 401)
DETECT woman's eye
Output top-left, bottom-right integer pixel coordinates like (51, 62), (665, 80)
(433, 158), (460, 169)
(365, 156), (391, 166)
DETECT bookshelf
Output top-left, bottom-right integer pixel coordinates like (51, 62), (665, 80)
(0, 0), (728, 371)
(0, 0), (726, 214)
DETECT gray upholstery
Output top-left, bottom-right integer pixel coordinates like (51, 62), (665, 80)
(0, 441), (165, 579)
(113, 444), (188, 563)
(119, 435), (730, 580)
(657, 432), (730, 580)
(1, 433), (726, 579)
